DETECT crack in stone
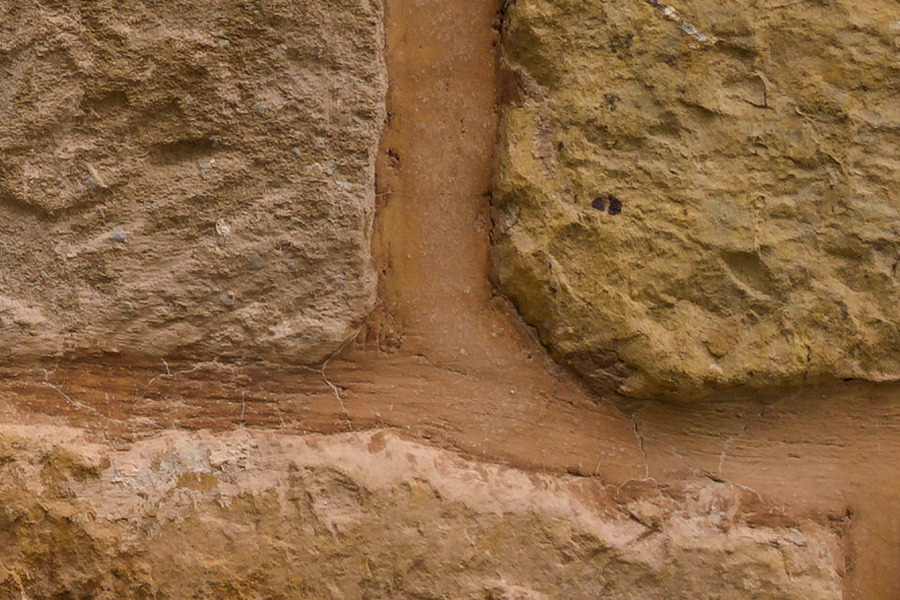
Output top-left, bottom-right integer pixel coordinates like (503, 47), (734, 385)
(716, 396), (795, 476)
(413, 353), (471, 378)
(630, 411), (650, 479)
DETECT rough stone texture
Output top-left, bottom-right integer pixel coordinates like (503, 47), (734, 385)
(0, 0), (384, 363)
(493, 0), (900, 399)
(0, 427), (842, 600)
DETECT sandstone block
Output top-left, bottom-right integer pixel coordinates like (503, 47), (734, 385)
(0, 0), (385, 363)
(0, 428), (843, 600)
(494, 0), (899, 399)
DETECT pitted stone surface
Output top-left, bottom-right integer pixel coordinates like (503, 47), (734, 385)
(0, 427), (843, 600)
(494, 0), (900, 399)
(0, 0), (385, 362)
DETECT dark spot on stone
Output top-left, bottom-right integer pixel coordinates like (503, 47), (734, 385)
(592, 194), (623, 215)
(218, 291), (235, 307)
(603, 93), (619, 111)
(246, 255), (265, 271)
(556, 141), (565, 152)
(609, 32), (634, 54)
(607, 195), (623, 215)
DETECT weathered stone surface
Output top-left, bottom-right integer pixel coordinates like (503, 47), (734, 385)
(494, 0), (899, 399)
(0, 427), (842, 599)
(0, 0), (384, 362)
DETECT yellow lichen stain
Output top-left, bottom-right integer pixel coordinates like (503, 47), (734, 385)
(176, 472), (219, 492)
(40, 446), (100, 483)
(0, 435), (26, 466)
